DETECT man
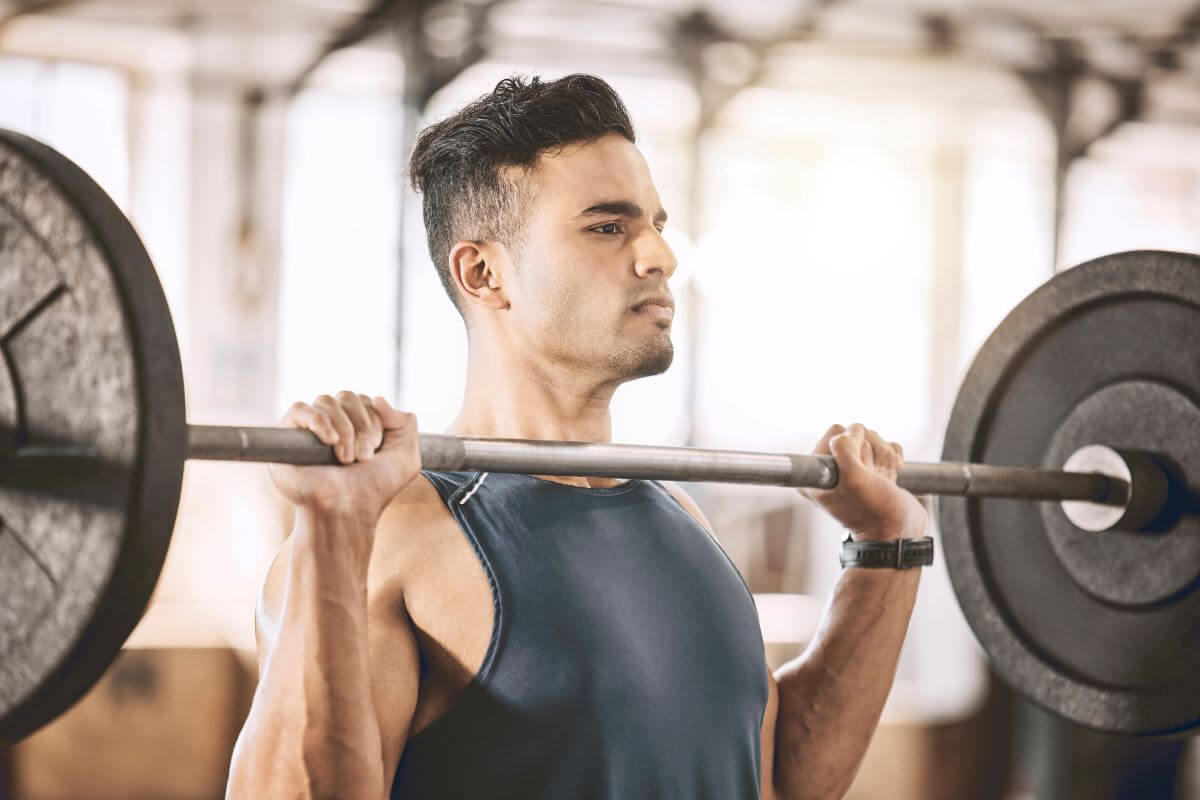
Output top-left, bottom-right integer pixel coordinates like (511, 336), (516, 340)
(227, 74), (927, 800)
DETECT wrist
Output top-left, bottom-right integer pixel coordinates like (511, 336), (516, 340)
(850, 524), (925, 542)
(840, 533), (935, 570)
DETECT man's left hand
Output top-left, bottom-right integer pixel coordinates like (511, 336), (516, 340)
(800, 423), (927, 542)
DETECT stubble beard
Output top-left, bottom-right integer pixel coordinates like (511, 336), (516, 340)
(540, 292), (675, 380)
(609, 324), (674, 379)
(548, 320), (674, 381)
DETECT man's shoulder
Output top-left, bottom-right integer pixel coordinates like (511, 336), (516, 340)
(374, 471), (461, 564)
(658, 480), (716, 534)
(382, 470), (455, 531)
(255, 474), (456, 653)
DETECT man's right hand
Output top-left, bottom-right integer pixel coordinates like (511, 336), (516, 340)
(270, 391), (421, 521)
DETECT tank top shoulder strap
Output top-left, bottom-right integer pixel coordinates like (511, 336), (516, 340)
(420, 469), (487, 504)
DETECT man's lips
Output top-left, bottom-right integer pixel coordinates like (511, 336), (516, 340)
(632, 295), (675, 320)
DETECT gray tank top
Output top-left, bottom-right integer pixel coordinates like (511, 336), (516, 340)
(390, 470), (770, 799)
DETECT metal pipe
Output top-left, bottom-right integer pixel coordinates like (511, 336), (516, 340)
(186, 425), (1128, 505)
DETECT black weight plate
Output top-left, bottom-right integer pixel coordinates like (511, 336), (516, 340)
(941, 250), (1200, 736)
(0, 130), (185, 743)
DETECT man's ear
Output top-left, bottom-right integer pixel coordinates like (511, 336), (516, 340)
(448, 240), (509, 311)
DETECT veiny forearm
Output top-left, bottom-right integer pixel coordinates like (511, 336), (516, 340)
(772, 566), (920, 800)
(227, 511), (385, 800)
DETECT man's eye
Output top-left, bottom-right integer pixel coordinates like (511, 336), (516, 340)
(594, 222), (622, 235)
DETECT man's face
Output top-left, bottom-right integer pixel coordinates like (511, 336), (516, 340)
(501, 134), (678, 382)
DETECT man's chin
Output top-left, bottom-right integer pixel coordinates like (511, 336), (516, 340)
(623, 337), (674, 379)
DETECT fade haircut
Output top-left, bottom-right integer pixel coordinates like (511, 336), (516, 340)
(408, 74), (636, 315)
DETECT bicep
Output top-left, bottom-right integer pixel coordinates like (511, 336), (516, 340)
(370, 584), (421, 792)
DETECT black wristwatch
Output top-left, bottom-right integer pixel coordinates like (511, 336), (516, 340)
(839, 534), (934, 569)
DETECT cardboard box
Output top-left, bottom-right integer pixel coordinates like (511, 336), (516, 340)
(11, 647), (253, 800)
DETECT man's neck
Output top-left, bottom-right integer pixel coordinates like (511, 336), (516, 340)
(445, 349), (628, 489)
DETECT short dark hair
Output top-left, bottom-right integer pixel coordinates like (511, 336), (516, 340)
(408, 73), (636, 315)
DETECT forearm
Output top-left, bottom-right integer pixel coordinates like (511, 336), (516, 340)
(772, 566), (920, 800)
(228, 510), (384, 800)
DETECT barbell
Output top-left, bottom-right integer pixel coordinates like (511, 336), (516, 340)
(1, 127), (1198, 743)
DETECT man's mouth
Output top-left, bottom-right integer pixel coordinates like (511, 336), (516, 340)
(631, 295), (675, 321)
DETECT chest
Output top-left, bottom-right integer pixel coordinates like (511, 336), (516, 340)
(496, 521), (768, 727)
(401, 488), (767, 739)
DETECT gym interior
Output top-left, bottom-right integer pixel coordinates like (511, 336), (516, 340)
(2, 0), (1200, 798)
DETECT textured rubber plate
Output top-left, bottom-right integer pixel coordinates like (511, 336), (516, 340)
(940, 250), (1200, 736)
(0, 130), (185, 743)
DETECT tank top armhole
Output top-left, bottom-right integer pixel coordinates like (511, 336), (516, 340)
(416, 470), (505, 686)
(648, 480), (758, 607)
(650, 480), (770, 728)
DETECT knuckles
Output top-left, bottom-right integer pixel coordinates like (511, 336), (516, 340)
(288, 393), (417, 440)
(824, 422), (905, 473)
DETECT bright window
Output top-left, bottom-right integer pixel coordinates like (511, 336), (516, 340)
(276, 86), (403, 409)
(0, 56), (129, 208)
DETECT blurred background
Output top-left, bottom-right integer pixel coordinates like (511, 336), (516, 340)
(2, 0), (1200, 797)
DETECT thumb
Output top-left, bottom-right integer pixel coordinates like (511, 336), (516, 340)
(372, 397), (418, 453)
(372, 396), (413, 431)
(370, 397), (421, 475)
(829, 433), (867, 486)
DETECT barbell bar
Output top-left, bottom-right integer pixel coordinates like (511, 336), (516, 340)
(186, 424), (1130, 506)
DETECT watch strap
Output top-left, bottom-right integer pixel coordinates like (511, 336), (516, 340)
(840, 535), (934, 569)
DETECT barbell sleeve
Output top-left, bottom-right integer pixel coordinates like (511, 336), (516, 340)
(185, 425), (1128, 505)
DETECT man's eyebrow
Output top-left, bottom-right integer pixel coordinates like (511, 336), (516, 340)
(575, 200), (669, 225)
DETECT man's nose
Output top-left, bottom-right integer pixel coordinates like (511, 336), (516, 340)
(633, 228), (678, 279)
